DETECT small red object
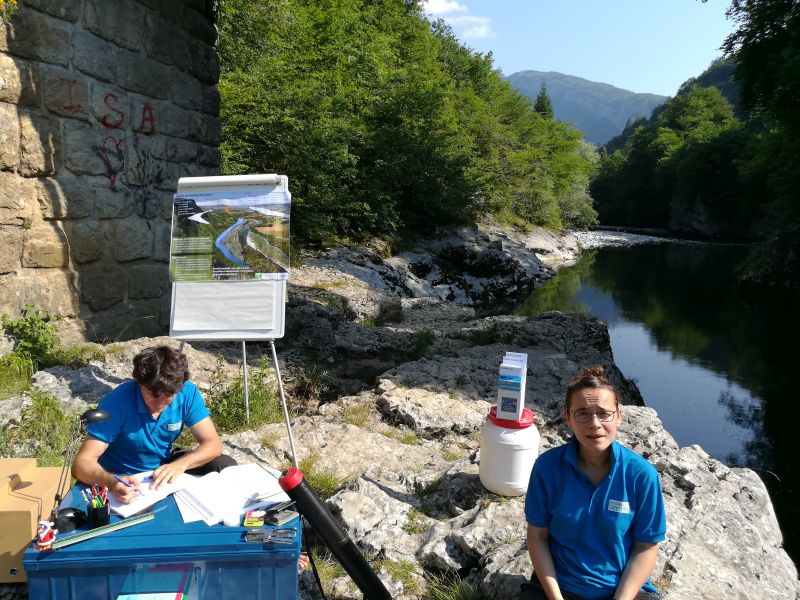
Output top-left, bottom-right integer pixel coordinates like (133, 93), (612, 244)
(487, 406), (536, 429)
(279, 467), (304, 492)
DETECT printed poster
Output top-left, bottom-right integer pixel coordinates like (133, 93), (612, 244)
(169, 188), (291, 282)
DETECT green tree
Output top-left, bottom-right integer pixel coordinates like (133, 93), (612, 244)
(591, 85), (744, 232)
(533, 83), (554, 119)
(724, 0), (800, 133)
(218, 0), (597, 244)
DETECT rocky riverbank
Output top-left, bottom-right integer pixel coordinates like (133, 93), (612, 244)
(1, 224), (797, 599)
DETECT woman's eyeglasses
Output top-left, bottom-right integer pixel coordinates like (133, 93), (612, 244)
(571, 410), (617, 423)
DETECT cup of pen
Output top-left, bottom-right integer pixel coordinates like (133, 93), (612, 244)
(87, 487), (110, 529)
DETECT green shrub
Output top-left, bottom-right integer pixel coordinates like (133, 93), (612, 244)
(205, 356), (282, 434)
(293, 363), (330, 405)
(1, 305), (60, 366)
(412, 330), (435, 357)
(1, 390), (78, 467)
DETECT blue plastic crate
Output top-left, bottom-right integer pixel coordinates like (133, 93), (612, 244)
(24, 486), (300, 600)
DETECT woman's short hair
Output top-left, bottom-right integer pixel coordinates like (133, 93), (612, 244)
(132, 346), (189, 396)
(565, 365), (619, 409)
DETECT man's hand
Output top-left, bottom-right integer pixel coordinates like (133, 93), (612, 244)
(151, 461), (188, 490)
(111, 475), (141, 504)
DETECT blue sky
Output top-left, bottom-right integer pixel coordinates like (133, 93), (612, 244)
(422, 0), (736, 97)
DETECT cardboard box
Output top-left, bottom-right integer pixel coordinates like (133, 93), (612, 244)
(0, 458), (68, 582)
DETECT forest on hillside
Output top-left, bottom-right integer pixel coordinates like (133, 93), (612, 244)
(591, 1), (799, 264)
(216, 0), (597, 247)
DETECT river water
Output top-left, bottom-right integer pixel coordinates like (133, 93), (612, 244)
(515, 241), (799, 565)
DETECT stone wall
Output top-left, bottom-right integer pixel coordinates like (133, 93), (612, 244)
(0, 0), (219, 341)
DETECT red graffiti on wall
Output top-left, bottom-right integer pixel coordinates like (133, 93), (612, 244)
(61, 78), (82, 111)
(139, 104), (157, 135)
(99, 92), (125, 129)
(95, 136), (124, 189)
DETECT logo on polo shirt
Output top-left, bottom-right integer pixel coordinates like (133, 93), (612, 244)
(607, 499), (630, 514)
(166, 422), (182, 431)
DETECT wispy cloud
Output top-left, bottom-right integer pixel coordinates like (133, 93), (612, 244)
(447, 15), (493, 39)
(424, 0), (467, 16)
(422, 1), (494, 38)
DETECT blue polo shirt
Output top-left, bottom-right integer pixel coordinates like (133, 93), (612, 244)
(525, 438), (666, 599)
(86, 380), (210, 475)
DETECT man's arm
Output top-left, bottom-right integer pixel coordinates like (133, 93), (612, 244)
(72, 437), (141, 503)
(150, 417), (222, 489)
(614, 541), (659, 600)
(527, 524), (565, 600)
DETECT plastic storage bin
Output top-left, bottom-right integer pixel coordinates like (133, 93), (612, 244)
(24, 486), (300, 600)
(479, 407), (540, 496)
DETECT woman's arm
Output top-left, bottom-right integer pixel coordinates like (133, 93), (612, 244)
(150, 417), (222, 488)
(527, 524), (565, 600)
(614, 541), (659, 600)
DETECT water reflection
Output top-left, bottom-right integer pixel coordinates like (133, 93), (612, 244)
(515, 243), (799, 564)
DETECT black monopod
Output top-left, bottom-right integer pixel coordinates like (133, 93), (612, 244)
(279, 467), (391, 600)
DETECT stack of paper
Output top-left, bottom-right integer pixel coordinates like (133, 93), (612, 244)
(173, 463), (290, 526)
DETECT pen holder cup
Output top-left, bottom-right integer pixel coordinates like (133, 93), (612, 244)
(87, 503), (110, 529)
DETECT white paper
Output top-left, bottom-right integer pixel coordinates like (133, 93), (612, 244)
(171, 281), (276, 331)
(175, 463), (290, 525)
(108, 471), (193, 518)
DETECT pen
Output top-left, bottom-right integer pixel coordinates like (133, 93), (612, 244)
(112, 474), (142, 495)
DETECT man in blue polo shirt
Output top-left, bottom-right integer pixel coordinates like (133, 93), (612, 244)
(72, 345), (235, 503)
(521, 366), (666, 600)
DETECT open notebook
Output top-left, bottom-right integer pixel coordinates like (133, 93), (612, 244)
(108, 471), (192, 518)
(174, 463), (290, 526)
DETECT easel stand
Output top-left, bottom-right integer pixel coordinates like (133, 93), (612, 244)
(183, 339), (298, 469)
(269, 340), (299, 468)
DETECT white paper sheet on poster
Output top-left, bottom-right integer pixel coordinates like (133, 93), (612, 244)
(171, 280), (276, 332)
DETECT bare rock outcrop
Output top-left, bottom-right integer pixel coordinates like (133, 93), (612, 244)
(2, 225), (796, 599)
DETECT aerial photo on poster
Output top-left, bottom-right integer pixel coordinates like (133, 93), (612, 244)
(169, 188), (291, 282)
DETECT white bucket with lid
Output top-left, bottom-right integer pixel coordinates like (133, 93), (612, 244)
(479, 406), (539, 496)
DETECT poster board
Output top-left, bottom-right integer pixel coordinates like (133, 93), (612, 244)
(169, 175), (289, 341)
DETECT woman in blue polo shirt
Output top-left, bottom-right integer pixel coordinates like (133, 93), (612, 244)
(521, 366), (666, 600)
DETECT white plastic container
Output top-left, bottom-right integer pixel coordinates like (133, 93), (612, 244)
(479, 407), (540, 496)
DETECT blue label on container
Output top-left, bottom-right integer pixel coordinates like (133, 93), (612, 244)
(501, 397), (518, 413)
(498, 382), (522, 391)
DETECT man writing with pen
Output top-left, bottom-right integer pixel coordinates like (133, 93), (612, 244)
(72, 345), (236, 504)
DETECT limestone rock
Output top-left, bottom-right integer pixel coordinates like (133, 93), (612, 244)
(0, 101), (19, 169)
(328, 477), (420, 561)
(0, 268), (78, 317)
(22, 224), (69, 268)
(377, 380), (489, 435)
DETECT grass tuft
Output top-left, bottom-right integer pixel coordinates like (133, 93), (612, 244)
(441, 447), (461, 461)
(311, 279), (352, 290)
(402, 508), (431, 535)
(0, 352), (34, 400)
(423, 573), (487, 600)
(342, 402), (372, 428)
(297, 450), (349, 500)
(379, 558), (423, 595)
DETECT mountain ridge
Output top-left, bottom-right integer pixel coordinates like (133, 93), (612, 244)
(507, 70), (667, 145)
